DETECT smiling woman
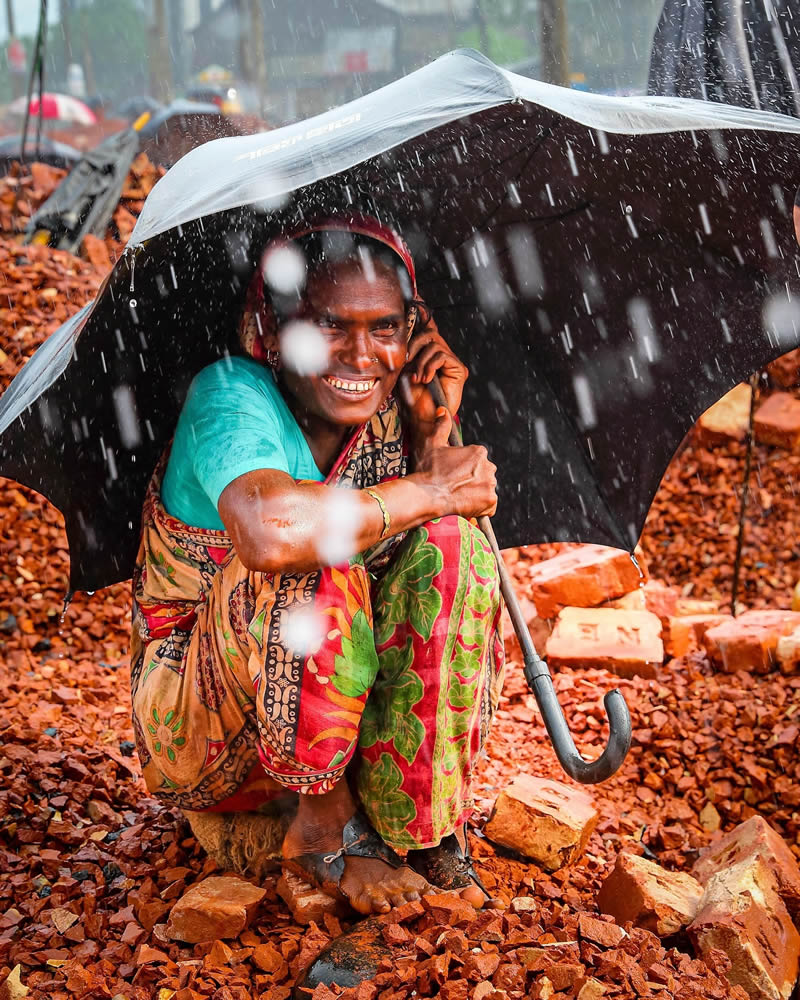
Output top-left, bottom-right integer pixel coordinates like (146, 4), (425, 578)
(128, 212), (504, 917)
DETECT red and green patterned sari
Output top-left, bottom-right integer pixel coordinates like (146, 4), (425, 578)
(130, 399), (504, 850)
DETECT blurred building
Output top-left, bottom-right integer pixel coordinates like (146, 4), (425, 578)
(183, 0), (476, 122)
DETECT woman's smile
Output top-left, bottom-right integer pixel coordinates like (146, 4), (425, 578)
(322, 374), (379, 398)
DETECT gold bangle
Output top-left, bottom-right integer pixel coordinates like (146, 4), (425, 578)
(364, 488), (391, 540)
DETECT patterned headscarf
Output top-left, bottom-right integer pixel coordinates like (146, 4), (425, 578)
(239, 213), (419, 364)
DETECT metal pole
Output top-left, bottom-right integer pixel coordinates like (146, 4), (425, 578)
(149, 0), (173, 103)
(730, 371), (759, 616)
(249, 0), (267, 115)
(5, 0), (23, 100)
(540, 0), (569, 87)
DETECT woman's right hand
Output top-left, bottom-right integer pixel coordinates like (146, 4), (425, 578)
(412, 407), (498, 519)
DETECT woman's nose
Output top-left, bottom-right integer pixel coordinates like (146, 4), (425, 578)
(339, 332), (376, 370)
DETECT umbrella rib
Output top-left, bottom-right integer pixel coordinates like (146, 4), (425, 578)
(434, 125), (555, 236)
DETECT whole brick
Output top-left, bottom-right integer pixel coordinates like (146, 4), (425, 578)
(696, 383), (752, 444)
(665, 614), (732, 658)
(703, 610), (800, 673)
(484, 774), (598, 871)
(689, 857), (800, 1000)
(166, 875), (266, 943)
(545, 608), (663, 679)
(527, 545), (645, 619)
(596, 853), (703, 937)
(754, 392), (800, 449)
(674, 597), (721, 616)
(692, 816), (800, 918)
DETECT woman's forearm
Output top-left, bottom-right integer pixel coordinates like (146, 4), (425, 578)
(219, 469), (447, 573)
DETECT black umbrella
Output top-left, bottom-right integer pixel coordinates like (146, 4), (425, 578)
(23, 126), (140, 252)
(0, 134), (81, 176)
(3, 48), (800, 593)
(649, 0), (800, 115)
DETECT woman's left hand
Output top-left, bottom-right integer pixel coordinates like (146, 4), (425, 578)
(401, 308), (468, 422)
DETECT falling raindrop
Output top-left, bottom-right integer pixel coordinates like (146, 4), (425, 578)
(763, 292), (800, 347)
(284, 608), (325, 656)
(507, 227), (545, 299)
(573, 374), (598, 430)
(760, 218), (780, 258)
(279, 321), (330, 375)
(628, 298), (661, 363)
(316, 489), (359, 566)
(112, 385), (142, 449)
(262, 242), (307, 295)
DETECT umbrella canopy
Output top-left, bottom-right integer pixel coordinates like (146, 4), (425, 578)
(0, 134), (81, 176)
(3, 48), (800, 593)
(8, 93), (97, 125)
(649, 0), (800, 115)
(112, 96), (164, 123)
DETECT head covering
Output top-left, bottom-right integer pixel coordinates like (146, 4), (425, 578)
(239, 213), (418, 364)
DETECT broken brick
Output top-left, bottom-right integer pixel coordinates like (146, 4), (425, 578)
(484, 774), (598, 871)
(754, 392), (800, 449)
(166, 875), (266, 943)
(689, 856), (800, 1000)
(597, 853), (703, 937)
(696, 383), (752, 445)
(692, 815), (800, 917)
(527, 544), (645, 619)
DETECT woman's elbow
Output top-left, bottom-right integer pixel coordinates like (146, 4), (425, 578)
(230, 520), (312, 574)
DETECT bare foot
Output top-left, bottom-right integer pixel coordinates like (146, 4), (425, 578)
(407, 827), (488, 909)
(281, 781), (431, 916)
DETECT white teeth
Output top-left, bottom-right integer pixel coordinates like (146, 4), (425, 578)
(324, 376), (376, 393)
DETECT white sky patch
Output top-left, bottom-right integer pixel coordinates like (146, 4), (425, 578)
(283, 608), (325, 656)
(279, 320), (330, 375)
(316, 489), (360, 566)
(262, 242), (307, 295)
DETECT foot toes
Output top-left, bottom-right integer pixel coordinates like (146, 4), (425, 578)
(459, 884), (486, 910)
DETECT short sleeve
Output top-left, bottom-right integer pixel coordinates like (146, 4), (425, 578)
(184, 362), (291, 508)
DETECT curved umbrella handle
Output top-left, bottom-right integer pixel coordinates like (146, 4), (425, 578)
(427, 376), (632, 783)
(480, 513), (632, 784)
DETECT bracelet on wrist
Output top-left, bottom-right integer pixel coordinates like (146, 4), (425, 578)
(364, 487), (391, 540)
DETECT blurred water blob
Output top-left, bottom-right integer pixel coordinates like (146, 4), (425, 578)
(572, 374), (598, 430)
(467, 234), (511, 319)
(763, 292), (800, 347)
(279, 320), (330, 375)
(112, 384), (142, 449)
(262, 242), (307, 295)
(315, 488), (359, 566)
(283, 607), (325, 656)
(627, 298), (661, 364)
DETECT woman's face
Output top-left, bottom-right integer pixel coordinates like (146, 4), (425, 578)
(277, 256), (410, 430)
